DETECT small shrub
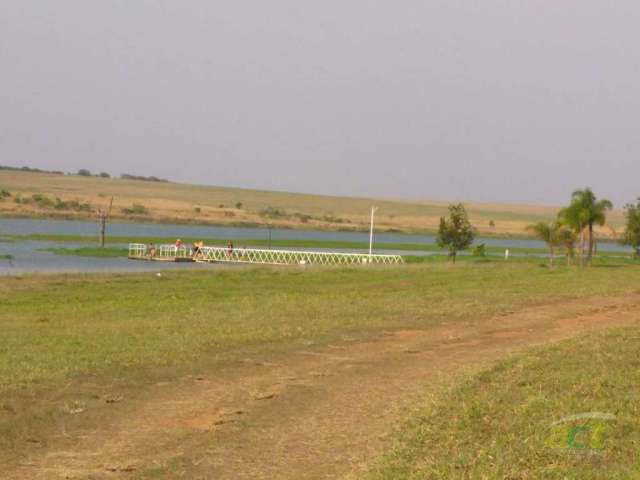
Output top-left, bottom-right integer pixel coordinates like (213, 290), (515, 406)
(0, 189), (10, 199)
(489, 220), (496, 228)
(52, 198), (91, 212)
(77, 169), (92, 177)
(99, 172), (110, 178)
(121, 204), (149, 215)
(235, 202), (243, 209)
(32, 193), (54, 208)
(472, 243), (487, 257)
(322, 215), (344, 224)
(293, 213), (312, 223)
(70, 200), (92, 212)
(224, 211), (235, 218)
(194, 207), (201, 213)
(54, 198), (69, 210)
(259, 206), (288, 219)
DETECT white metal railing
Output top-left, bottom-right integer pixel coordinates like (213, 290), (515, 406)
(128, 243), (403, 266)
(197, 246), (403, 266)
(158, 245), (192, 258)
(129, 244), (193, 258)
(129, 243), (147, 257)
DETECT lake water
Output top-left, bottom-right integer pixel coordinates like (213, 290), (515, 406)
(0, 240), (223, 275)
(0, 218), (630, 274)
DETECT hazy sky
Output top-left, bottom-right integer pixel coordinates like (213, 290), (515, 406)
(2, 1), (639, 206)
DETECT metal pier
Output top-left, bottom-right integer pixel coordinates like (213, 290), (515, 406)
(128, 244), (403, 266)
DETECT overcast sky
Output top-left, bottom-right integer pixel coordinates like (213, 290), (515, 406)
(1, 1), (639, 206)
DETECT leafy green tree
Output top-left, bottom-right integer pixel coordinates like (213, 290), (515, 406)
(622, 199), (640, 257)
(436, 204), (476, 263)
(558, 188), (612, 265)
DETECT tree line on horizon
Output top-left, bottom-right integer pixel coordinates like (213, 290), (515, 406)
(437, 187), (640, 264)
(0, 164), (168, 183)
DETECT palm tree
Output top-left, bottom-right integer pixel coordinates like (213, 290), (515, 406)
(527, 221), (561, 266)
(558, 188), (612, 266)
(557, 226), (577, 266)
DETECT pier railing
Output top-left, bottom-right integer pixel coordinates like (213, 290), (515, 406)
(197, 246), (403, 266)
(128, 243), (403, 266)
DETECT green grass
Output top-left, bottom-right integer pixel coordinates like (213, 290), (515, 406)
(2, 263), (640, 466)
(42, 246), (127, 258)
(405, 254), (640, 266)
(2, 263), (640, 397)
(363, 327), (640, 479)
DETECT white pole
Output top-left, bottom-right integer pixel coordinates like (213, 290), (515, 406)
(369, 206), (378, 259)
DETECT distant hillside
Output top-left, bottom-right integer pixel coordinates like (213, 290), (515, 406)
(0, 170), (625, 237)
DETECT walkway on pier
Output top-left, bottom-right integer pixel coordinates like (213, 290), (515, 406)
(128, 243), (404, 266)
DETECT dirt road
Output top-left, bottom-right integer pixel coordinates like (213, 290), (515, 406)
(5, 294), (640, 479)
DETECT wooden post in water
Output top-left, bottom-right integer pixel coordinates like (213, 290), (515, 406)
(97, 197), (114, 247)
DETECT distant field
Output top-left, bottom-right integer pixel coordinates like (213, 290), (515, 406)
(2, 170), (623, 236)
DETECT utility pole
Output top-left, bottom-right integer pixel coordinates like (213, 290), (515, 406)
(369, 206), (378, 260)
(97, 197), (114, 247)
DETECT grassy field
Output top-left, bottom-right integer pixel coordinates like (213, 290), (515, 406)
(3, 263), (640, 395)
(2, 170), (623, 236)
(363, 327), (640, 479)
(1, 262), (640, 479)
(1, 263), (640, 456)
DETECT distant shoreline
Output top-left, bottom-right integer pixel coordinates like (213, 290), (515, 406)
(0, 213), (549, 242)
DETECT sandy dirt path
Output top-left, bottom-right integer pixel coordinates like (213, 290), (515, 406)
(4, 294), (640, 479)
